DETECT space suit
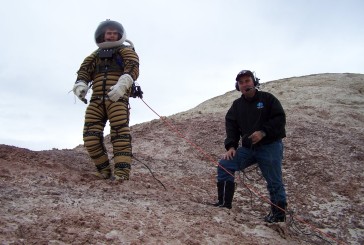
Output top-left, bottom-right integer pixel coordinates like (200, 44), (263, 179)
(73, 20), (139, 180)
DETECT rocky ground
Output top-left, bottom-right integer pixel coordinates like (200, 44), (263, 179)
(1, 73), (363, 244)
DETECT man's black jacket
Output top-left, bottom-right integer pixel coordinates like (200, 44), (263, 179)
(224, 90), (286, 150)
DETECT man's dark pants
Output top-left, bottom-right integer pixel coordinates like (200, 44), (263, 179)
(217, 140), (286, 205)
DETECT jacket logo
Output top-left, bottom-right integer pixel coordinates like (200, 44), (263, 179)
(257, 102), (264, 109)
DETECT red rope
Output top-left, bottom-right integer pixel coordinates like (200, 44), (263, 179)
(140, 98), (233, 176)
(140, 98), (347, 245)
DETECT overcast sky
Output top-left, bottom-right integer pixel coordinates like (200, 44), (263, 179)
(0, 0), (363, 150)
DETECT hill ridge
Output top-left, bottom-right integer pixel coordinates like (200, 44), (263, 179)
(1, 73), (363, 244)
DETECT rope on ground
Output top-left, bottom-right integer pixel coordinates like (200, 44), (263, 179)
(287, 215), (334, 245)
(133, 155), (167, 191)
(238, 170), (335, 245)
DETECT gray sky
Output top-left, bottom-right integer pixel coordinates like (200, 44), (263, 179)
(1, 0), (363, 150)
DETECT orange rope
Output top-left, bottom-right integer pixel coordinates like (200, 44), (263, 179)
(140, 98), (347, 245)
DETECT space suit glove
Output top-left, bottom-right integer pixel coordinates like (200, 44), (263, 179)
(73, 80), (89, 101)
(107, 74), (134, 102)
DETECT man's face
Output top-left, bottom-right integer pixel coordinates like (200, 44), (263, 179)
(104, 28), (119, 42)
(237, 75), (255, 92)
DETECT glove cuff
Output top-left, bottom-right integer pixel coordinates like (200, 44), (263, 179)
(118, 74), (134, 88)
(75, 80), (87, 85)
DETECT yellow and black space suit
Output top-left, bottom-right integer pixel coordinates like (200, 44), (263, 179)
(73, 20), (139, 180)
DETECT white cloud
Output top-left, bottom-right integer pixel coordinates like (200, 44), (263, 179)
(0, 0), (363, 150)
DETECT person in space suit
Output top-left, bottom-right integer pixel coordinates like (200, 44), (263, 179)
(73, 19), (139, 181)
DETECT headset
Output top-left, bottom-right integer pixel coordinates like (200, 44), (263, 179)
(235, 70), (260, 91)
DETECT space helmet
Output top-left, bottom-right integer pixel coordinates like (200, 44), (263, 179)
(94, 19), (126, 49)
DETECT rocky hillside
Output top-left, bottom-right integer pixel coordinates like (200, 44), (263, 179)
(1, 73), (363, 244)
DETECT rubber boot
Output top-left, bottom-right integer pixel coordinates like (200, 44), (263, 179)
(212, 181), (225, 207)
(213, 181), (235, 209)
(264, 201), (287, 223)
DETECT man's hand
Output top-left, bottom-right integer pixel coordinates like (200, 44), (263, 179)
(223, 147), (236, 160)
(248, 131), (266, 144)
(108, 74), (133, 102)
(73, 80), (89, 101)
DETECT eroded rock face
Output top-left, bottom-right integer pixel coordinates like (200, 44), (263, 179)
(1, 73), (363, 244)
